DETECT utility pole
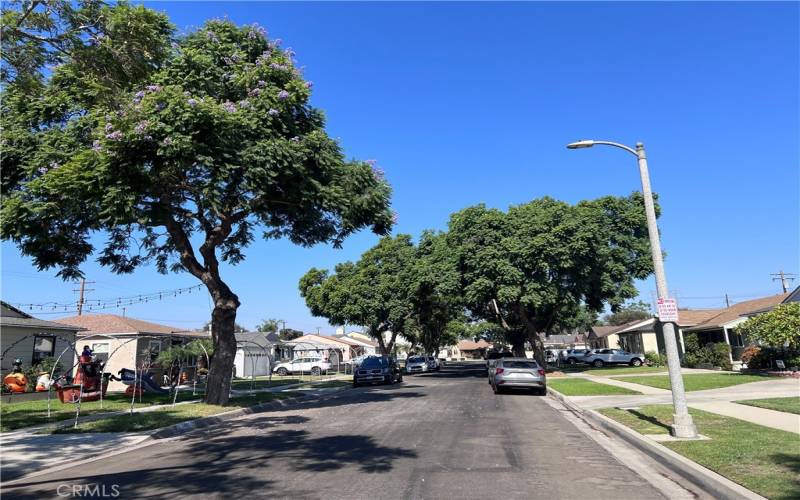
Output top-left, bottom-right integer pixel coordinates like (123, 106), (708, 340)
(771, 271), (796, 293)
(724, 293), (730, 308)
(316, 326), (321, 335)
(73, 278), (95, 316)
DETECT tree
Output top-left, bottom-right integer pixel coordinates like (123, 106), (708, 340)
(278, 328), (303, 341)
(198, 321), (248, 334)
(1, 12), (393, 404)
(602, 300), (652, 326)
(737, 303), (800, 350)
(300, 235), (417, 355)
(256, 318), (280, 334)
(446, 195), (655, 364)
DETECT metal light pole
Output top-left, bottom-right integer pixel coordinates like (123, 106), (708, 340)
(567, 139), (698, 438)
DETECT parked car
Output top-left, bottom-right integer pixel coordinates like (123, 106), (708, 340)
(582, 349), (645, 368)
(273, 357), (331, 376)
(347, 354), (369, 368)
(426, 356), (441, 372)
(485, 351), (514, 369)
(489, 358), (546, 395)
(545, 349), (559, 364)
(561, 348), (590, 365)
(406, 355), (429, 374)
(353, 356), (403, 386)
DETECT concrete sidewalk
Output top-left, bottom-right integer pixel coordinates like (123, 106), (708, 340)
(688, 401), (800, 434)
(565, 378), (800, 433)
(570, 373), (671, 395)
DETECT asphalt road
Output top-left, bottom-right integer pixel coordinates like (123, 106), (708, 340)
(3, 362), (696, 499)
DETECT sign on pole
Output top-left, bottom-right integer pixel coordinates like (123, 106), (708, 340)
(657, 298), (679, 323)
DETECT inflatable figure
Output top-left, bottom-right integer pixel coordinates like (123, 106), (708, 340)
(3, 359), (28, 393)
(35, 372), (53, 392)
(54, 355), (108, 403)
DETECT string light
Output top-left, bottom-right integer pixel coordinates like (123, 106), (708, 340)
(12, 284), (204, 313)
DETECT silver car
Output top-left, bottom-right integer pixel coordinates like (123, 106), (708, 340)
(489, 358), (546, 395)
(583, 348), (645, 368)
(405, 355), (429, 374)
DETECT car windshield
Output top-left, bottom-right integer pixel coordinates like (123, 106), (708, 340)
(408, 356), (424, 362)
(360, 357), (388, 368)
(504, 361), (538, 369)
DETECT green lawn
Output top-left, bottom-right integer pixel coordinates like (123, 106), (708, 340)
(548, 378), (643, 396)
(50, 391), (299, 434)
(553, 365), (667, 376)
(599, 405), (800, 499)
(1, 392), (200, 432)
(612, 373), (766, 392)
(737, 397), (800, 415)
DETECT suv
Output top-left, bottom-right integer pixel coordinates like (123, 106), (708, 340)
(273, 357), (331, 376)
(485, 351), (514, 378)
(353, 356), (403, 386)
(489, 358), (546, 395)
(561, 348), (590, 365)
(583, 349), (645, 368)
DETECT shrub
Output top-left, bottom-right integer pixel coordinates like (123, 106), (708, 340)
(683, 342), (732, 370)
(24, 357), (64, 391)
(645, 352), (667, 367)
(740, 345), (761, 365)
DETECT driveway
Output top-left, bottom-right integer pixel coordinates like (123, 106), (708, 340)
(2, 362), (698, 499)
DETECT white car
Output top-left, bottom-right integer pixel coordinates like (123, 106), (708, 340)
(582, 349), (645, 368)
(405, 355), (429, 374)
(273, 357), (331, 376)
(426, 356), (441, 372)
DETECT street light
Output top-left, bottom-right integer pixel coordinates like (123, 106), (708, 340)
(567, 139), (698, 439)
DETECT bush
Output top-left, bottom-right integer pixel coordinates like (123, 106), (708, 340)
(744, 346), (800, 370)
(24, 357), (64, 391)
(683, 342), (732, 370)
(740, 345), (761, 365)
(645, 352), (667, 367)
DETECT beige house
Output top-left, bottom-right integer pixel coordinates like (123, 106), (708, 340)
(55, 314), (209, 391)
(1, 302), (84, 377)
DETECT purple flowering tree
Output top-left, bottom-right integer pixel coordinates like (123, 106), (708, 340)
(1, 17), (393, 404)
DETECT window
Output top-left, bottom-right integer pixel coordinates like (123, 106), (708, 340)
(92, 343), (110, 363)
(729, 329), (745, 347)
(147, 340), (162, 361)
(32, 335), (56, 364)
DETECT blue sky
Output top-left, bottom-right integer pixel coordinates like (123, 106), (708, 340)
(2, 1), (798, 332)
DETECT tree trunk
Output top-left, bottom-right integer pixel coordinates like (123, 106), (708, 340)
(205, 294), (240, 405)
(509, 331), (527, 358)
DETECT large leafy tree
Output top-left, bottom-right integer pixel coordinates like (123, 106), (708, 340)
(446, 195), (655, 363)
(1, 8), (392, 404)
(601, 300), (652, 326)
(737, 303), (800, 350)
(300, 235), (416, 355)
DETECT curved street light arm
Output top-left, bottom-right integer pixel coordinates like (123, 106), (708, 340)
(591, 140), (639, 157)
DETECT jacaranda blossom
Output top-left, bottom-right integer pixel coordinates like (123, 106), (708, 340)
(268, 108), (279, 116)
(223, 101), (237, 112)
(277, 90), (290, 100)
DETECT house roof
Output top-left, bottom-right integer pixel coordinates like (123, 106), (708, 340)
(55, 314), (201, 338)
(685, 293), (791, 331)
(0, 301), (87, 331)
(744, 286), (800, 315)
(543, 333), (587, 345)
(235, 331), (271, 349)
(589, 321), (638, 338)
(456, 339), (490, 351)
(335, 333), (379, 347)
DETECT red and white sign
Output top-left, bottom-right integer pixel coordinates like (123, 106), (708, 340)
(657, 298), (679, 323)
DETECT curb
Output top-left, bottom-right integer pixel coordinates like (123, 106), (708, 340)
(547, 388), (766, 500)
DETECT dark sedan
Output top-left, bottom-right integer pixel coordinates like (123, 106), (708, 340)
(353, 356), (403, 387)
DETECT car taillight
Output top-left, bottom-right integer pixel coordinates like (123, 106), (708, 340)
(495, 368), (504, 375)
(538, 369), (546, 376)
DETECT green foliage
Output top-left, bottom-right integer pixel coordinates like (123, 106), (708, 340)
(737, 303), (800, 349)
(684, 342), (732, 370)
(683, 332), (701, 354)
(644, 352), (667, 367)
(300, 235), (418, 352)
(279, 328), (303, 341)
(446, 194), (656, 355)
(154, 339), (213, 369)
(256, 319), (280, 334)
(602, 300), (652, 326)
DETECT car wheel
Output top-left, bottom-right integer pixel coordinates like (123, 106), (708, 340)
(630, 358), (642, 367)
(538, 386), (547, 396)
(311, 366), (321, 376)
(276, 367), (288, 376)
(398, 374), (403, 383)
(353, 380), (359, 388)
(384, 375), (391, 385)
(492, 383), (498, 394)
(567, 358), (576, 365)
(593, 359), (604, 368)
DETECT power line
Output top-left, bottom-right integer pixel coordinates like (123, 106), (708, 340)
(771, 270), (796, 294)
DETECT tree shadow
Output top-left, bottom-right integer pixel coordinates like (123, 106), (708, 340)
(626, 409), (671, 432)
(4, 413), (417, 499)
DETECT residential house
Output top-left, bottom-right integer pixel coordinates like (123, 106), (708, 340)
(680, 293), (790, 365)
(1, 302), (84, 378)
(455, 339), (492, 359)
(542, 333), (589, 350)
(283, 334), (362, 366)
(55, 314), (209, 391)
(333, 330), (379, 356)
(588, 322), (638, 350)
